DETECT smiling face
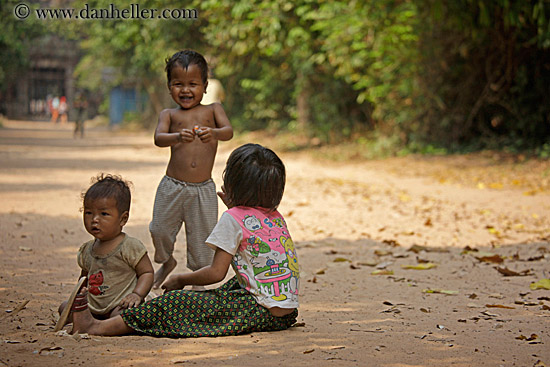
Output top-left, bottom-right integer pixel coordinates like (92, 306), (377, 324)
(83, 197), (128, 242)
(168, 64), (207, 110)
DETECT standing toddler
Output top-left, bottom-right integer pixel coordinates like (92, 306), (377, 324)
(150, 50), (233, 288)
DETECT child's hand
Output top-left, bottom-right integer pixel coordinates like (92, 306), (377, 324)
(161, 274), (185, 292)
(119, 292), (142, 309)
(195, 127), (214, 143)
(217, 185), (232, 208)
(179, 129), (195, 143)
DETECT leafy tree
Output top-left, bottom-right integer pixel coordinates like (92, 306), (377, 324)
(413, 0), (550, 149)
(0, 0), (44, 92)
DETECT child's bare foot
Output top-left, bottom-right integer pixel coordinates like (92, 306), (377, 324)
(71, 291), (95, 334)
(153, 256), (177, 289)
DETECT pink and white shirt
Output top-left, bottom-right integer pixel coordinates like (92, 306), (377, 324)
(206, 206), (299, 309)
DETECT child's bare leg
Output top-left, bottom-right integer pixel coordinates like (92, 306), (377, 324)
(153, 255), (177, 289)
(58, 301), (73, 326)
(72, 310), (133, 336)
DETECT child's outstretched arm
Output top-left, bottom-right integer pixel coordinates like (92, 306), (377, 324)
(119, 254), (154, 309)
(196, 103), (233, 143)
(154, 109), (194, 146)
(161, 247), (233, 291)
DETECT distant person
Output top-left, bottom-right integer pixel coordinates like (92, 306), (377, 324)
(73, 93), (88, 138)
(201, 71), (225, 105)
(51, 96), (59, 123)
(149, 50), (233, 289)
(64, 144), (299, 338)
(56, 174), (154, 331)
(59, 96), (68, 124)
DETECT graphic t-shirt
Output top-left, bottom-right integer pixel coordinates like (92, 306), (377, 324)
(206, 207), (299, 309)
(77, 234), (147, 315)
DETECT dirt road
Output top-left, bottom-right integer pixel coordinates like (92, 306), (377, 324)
(0, 120), (549, 366)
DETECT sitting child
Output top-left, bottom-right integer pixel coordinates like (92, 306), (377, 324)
(56, 174), (154, 330)
(65, 144), (300, 337)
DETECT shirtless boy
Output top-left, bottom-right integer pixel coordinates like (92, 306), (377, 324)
(149, 50), (233, 288)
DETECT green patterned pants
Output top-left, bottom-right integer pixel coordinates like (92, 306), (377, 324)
(120, 276), (298, 338)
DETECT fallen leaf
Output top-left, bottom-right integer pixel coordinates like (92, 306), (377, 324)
(303, 349), (315, 354)
(399, 193), (411, 202)
(382, 239), (400, 247)
(315, 268), (326, 275)
(374, 249), (392, 256)
(357, 260), (378, 267)
(333, 257), (350, 263)
(530, 279), (550, 290)
(402, 263), (437, 270)
(465, 250), (505, 263)
(515, 333), (541, 344)
(422, 289), (459, 295)
(496, 267), (532, 276)
(514, 300), (538, 306)
(485, 304), (515, 309)
(371, 270), (394, 276)
(171, 359), (189, 364)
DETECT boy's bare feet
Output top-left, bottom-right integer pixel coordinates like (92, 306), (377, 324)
(153, 256), (177, 289)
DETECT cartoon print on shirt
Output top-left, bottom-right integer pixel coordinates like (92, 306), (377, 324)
(246, 235), (271, 257)
(281, 236), (299, 296)
(243, 215), (262, 231)
(250, 249), (290, 301)
(272, 217), (285, 228)
(229, 208), (299, 305)
(88, 270), (109, 295)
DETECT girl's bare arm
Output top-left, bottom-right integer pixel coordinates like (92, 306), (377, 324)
(161, 248), (233, 291)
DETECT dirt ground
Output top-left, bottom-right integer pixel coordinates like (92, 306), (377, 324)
(0, 120), (549, 367)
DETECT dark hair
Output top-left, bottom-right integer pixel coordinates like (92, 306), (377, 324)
(165, 50), (208, 85)
(223, 144), (285, 211)
(83, 174), (132, 214)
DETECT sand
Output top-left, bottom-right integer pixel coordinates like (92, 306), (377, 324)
(0, 120), (549, 366)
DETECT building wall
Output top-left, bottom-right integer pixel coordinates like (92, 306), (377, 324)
(5, 35), (80, 121)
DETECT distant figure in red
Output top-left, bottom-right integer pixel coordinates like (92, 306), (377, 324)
(59, 96), (68, 124)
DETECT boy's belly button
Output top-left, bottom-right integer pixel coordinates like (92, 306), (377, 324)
(191, 161), (197, 168)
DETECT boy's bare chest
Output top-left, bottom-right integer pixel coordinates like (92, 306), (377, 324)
(169, 108), (215, 132)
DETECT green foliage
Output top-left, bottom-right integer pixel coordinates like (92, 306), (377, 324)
(30, 0), (550, 152)
(0, 0), (44, 91)
(412, 0), (550, 150)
